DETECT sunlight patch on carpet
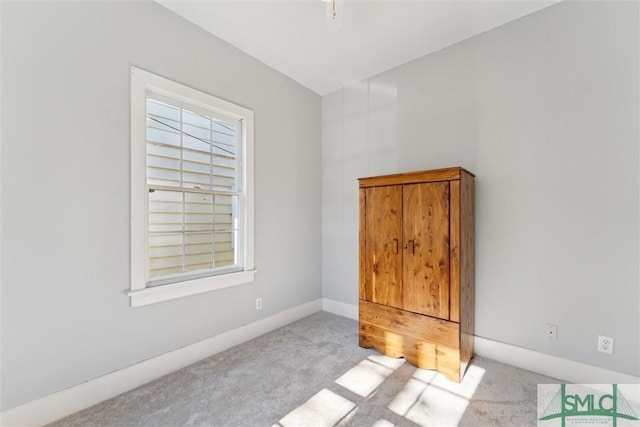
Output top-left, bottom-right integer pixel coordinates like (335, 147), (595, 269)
(335, 355), (405, 397)
(388, 364), (485, 426)
(278, 388), (356, 427)
(371, 419), (395, 427)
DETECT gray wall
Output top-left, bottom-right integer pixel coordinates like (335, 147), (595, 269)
(1, 1), (321, 410)
(322, 1), (639, 376)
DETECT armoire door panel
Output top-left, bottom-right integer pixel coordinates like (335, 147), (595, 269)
(363, 185), (403, 309)
(402, 182), (450, 319)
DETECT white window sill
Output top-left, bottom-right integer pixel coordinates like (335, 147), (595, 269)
(128, 270), (257, 307)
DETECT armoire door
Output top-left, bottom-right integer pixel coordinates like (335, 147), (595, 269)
(402, 182), (450, 319)
(363, 185), (403, 309)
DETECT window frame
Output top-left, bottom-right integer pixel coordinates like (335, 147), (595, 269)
(129, 67), (255, 307)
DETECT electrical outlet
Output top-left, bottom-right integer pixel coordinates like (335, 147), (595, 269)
(597, 335), (614, 354)
(545, 323), (558, 340)
(256, 298), (262, 310)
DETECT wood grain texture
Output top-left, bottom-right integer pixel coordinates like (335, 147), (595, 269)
(359, 189), (366, 301)
(360, 300), (459, 348)
(449, 180), (461, 323)
(359, 301), (461, 382)
(358, 166), (474, 188)
(402, 182), (450, 319)
(459, 171), (475, 365)
(363, 186), (403, 309)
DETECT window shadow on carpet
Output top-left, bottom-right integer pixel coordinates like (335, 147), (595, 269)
(274, 354), (485, 427)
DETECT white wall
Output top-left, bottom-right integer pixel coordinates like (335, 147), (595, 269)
(322, 0), (639, 376)
(1, 1), (321, 410)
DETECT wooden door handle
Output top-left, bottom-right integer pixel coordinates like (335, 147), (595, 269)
(393, 238), (399, 254)
(405, 240), (415, 255)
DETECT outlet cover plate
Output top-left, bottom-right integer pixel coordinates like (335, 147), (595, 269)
(597, 335), (614, 354)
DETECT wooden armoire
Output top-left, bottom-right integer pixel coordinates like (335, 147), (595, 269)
(358, 167), (475, 382)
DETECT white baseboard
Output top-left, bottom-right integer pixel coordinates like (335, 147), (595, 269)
(473, 336), (640, 384)
(322, 297), (358, 320)
(322, 299), (640, 385)
(0, 299), (323, 427)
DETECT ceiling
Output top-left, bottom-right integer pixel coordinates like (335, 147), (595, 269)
(156, 0), (560, 95)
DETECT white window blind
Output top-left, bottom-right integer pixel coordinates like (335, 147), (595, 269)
(146, 97), (242, 284)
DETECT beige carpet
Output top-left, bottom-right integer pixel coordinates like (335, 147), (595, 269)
(49, 311), (559, 426)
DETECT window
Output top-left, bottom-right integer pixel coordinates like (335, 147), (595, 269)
(130, 67), (255, 307)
